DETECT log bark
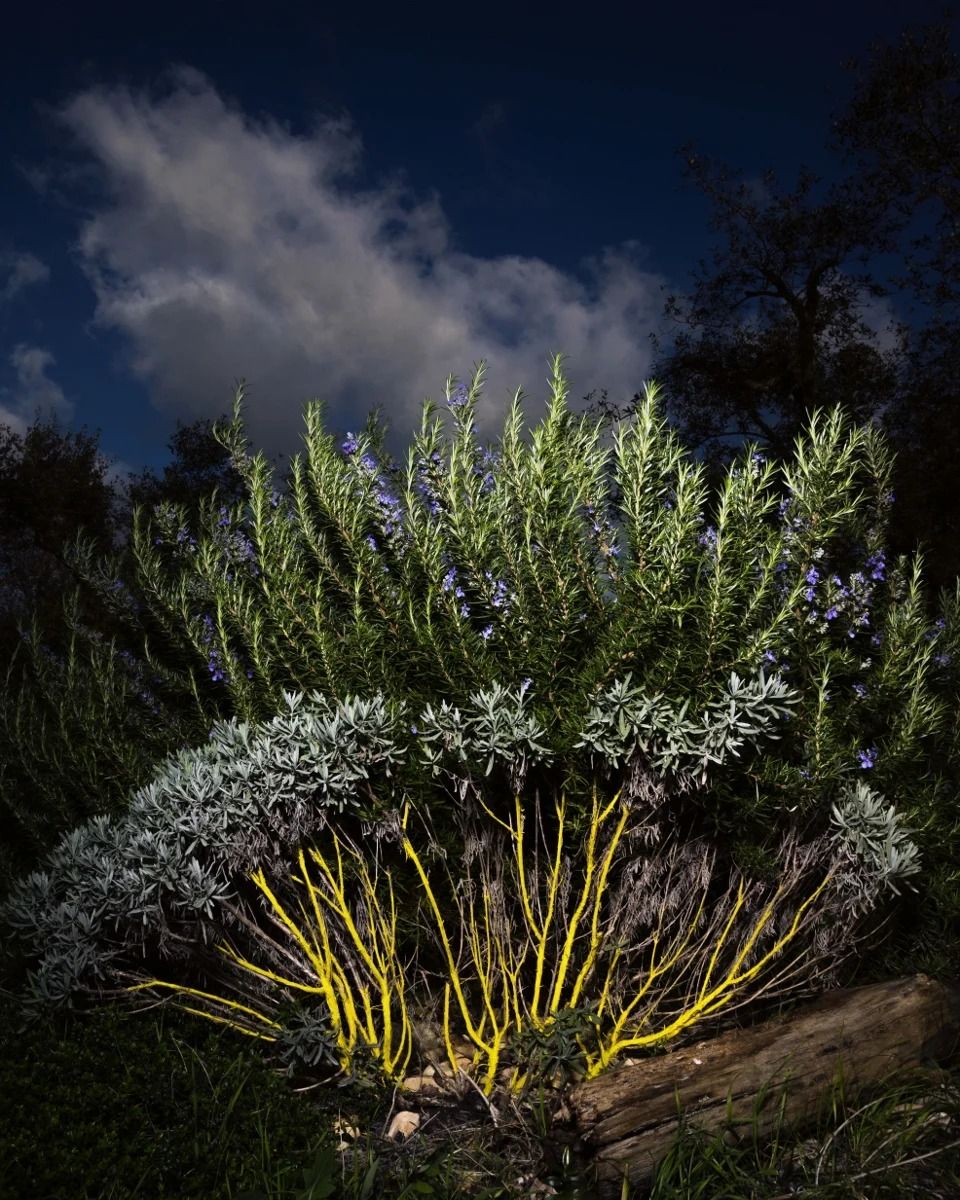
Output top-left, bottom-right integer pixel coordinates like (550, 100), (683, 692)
(564, 974), (960, 1197)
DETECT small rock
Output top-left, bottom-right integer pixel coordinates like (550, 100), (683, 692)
(435, 1053), (473, 1077)
(386, 1111), (421, 1141)
(400, 1073), (442, 1095)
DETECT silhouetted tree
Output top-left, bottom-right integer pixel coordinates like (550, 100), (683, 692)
(0, 416), (123, 662)
(583, 14), (960, 601)
(115, 414), (248, 542)
(0, 415), (129, 882)
(583, 149), (908, 470)
(0, 412), (251, 890)
(830, 10), (960, 597)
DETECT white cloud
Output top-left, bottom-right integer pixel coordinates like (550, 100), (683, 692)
(848, 290), (907, 356)
(57, 67), (667, 473)
(0, 251), (50, 303)
(0, 344), (73, 436)
(101, 454), (136, 490)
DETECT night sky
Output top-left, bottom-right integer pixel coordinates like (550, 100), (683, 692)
(0, 0), (954, 490)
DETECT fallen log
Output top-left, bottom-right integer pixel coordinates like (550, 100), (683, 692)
(564, 974), (960, 1197)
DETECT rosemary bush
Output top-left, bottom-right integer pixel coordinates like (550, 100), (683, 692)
(128, 351), (957, 931)
(0, 550), (233, 901)
(1, 352), (957, 1091)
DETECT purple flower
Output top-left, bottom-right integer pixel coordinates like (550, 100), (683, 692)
(825, 606), (839, 621)
(447, 384), (469, 408)
(486, 574), (511, 610)
(805, 567), (820, 585)
(763, 649), (778, 664)
(480, 625), (494, 641)
(852, 682), (868, 699)
(856, 747), (878, 769)
(934, 653), (952, 667)
(804, 588), (816, 603)
(473, 448), (500, 495)
(342, 433), (359, 455)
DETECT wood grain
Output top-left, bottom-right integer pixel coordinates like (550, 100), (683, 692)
(563, 974), (960, 1196)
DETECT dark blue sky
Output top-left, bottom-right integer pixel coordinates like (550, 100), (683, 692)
(0, 0), (954, 490)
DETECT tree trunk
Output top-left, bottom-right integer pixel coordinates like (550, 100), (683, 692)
(564, 974), (960, 1197)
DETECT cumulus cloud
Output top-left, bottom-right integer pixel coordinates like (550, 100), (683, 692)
(0, 344), (73, 436)
(0, 251), (50, 303)
(847, 290), (907, 356)
(56, 67), (667, 474)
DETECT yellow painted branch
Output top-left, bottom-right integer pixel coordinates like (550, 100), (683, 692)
(125, 978), (282, 1034)
(303, 848), (382, 982)
(595, 895), (709, 1071)
(568, 798), (630, 1009)
(176, 1005), (281, 1042)
(513, 794), (543, 942)
(592, 873), (834, 1073)
(549, 788), (605, 1012)
(403, 832), (491, 1051)
(250, 865), (328, 981)
(695, 880), (748, 1004)
(529, 792), (566, 1023)
(297, 860), (354, 1040)
(595, 946), (624, 1020)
